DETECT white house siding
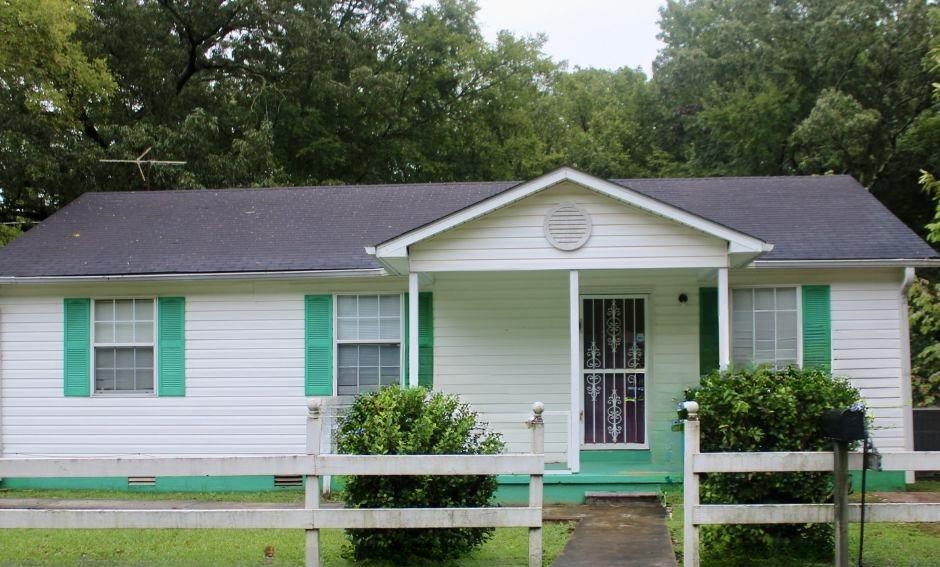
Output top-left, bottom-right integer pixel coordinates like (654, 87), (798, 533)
(730, 267), (909, 451)
(0, 277), (405, 456)
(432, 269), (703, 467)
(409, 181), (729, 272)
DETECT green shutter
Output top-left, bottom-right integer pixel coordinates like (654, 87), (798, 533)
(403, 293), (410, 383)
(305, 295), (333, 396)
(802, 285), (831, 372)
(418, 292), (433, 388)
(63, 298), (91, 397)
(157, 297), (186, 397)
(699, 287), (719, 375)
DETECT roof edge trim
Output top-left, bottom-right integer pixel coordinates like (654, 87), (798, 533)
(751, 259), (940, 269)
(374, 167), (771, 258)
(0, 268), (388, 285)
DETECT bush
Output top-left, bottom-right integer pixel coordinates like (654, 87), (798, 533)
(335, 386), (505, 564)
(682, 366), (862, 564)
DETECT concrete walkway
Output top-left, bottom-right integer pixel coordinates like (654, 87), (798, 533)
(546, 500), (678, 567)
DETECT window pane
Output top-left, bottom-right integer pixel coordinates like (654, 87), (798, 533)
(358, 317), (380, 340)
(380, 295), (400, 317)
(337, 366), (357, 389)
(754, 312), (775, 342)
(380, 345), (400, 366)
(337, 318), (358, 341)
(114, 322), (134, 342)
(359, 366), (380, 387)
(358, 296), (379, 317)
(95, 300), (114, 322)
(754, 288), (774, 310)
(359, 345), (380, 366)
(134, 299), (154, 321)
(115, 300), (134, 321)
(96, 347), (115, 369)
(115, 369), (135, 391)
(115, 348), (135, 369)
(776, 288), (797, 310)
(135, 322), (153, 343)
(338, 344), (358, 367)
(776, 312), (798, 343)
(136, 369), (154, 391)
(337, 296), (357, 317)
(732, 289), (752, 313)
(95, 370), (115, 392)
(379, 318), (400, 340)
(380, 365), (400, 385)
(136, 348), (154, 368)
(94, 322), (114, 343)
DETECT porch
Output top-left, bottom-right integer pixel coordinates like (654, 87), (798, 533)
(409, 268), (722, 500)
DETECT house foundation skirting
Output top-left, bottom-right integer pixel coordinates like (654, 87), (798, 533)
(0, 471), (907, 503)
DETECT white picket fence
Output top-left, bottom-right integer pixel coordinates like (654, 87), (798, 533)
(0, 400), (547, 567)
(682, 401), (940, 567)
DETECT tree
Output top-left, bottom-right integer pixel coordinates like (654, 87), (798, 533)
(654, 0), (939, 230)
(907, 45), (940, 408)
(0, 0), (116, 222)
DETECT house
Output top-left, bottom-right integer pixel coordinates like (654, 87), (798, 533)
(0, 167), (936, 501)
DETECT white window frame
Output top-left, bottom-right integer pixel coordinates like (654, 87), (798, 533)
(90, 297), (157, 397)
(729, 285), (803, 370)
(332, 293), (405, 397)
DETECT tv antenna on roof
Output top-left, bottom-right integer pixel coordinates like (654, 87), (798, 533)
(100, 147), (186, 190)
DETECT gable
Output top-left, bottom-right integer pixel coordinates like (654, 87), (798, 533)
(409, 181), (730, 271)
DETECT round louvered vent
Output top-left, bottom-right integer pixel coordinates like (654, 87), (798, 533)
(544, 202), (592, 251)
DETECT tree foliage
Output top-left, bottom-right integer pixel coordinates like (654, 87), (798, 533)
(3, 3), (940, 391)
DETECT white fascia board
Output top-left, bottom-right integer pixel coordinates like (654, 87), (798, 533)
(750, 259), (940, 269)
(0, 268), (388, 285)
(373, 167), (771, 259)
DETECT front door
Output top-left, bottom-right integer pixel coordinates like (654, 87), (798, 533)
(582, 296), (647, 447)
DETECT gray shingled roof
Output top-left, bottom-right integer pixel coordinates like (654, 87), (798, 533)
(0, 175), (934, 277)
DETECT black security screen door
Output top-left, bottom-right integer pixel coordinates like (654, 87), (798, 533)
(582, 297), (646, 446)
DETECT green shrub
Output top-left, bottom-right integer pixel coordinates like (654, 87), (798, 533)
(335, 386), (505, 564)
(682, 366), (862, 564)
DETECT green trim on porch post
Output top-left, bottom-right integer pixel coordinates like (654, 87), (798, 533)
(418, 291), (433, 387)
(699, 287), (719, 375)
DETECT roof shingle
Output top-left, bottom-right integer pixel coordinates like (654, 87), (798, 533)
(0, 175), (933, 277)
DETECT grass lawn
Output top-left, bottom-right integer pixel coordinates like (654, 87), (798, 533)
(661, 483), (940, 567)
(0, 489), (574, 566)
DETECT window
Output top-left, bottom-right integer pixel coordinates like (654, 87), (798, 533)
(732, 287), (798, 369)
(335, 295), (402, 395)
(93, 298), (155, 394)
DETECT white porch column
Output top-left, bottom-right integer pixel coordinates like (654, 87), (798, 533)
(568, 270), (581, 473)
(718, 267), (731, 370)
(408, 272), (419, 388)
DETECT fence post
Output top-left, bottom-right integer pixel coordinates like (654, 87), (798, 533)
(306, 399), (323, 567)
(527, 401), (545, 567)
(833, 440), (849, 567)
(683, 401), (700, 567)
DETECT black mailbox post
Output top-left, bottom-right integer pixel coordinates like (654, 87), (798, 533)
(821, 407), (866, 442)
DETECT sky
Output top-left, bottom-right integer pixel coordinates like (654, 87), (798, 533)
(471, 0), (667, 74)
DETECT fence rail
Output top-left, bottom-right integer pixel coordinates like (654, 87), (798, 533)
(682, 401), (940, 567)
(0, 399), (546, 567)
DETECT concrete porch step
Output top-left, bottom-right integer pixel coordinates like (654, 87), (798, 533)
(584, 491), (662, 505)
